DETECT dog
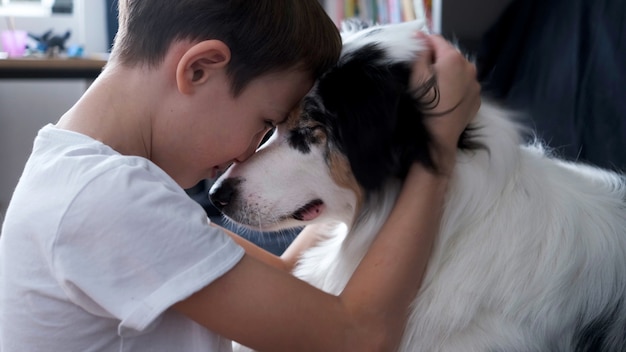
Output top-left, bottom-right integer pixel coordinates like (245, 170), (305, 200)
(209, 20), (626, 351)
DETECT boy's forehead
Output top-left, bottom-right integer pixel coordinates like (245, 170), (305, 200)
(265, 70), (313, 108)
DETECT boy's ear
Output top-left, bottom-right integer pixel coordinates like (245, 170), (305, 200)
(176, 40), (231, 95)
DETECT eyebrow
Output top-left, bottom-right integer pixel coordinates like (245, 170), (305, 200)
(275, 103), (301, 126)
(273, 109), (293, 126)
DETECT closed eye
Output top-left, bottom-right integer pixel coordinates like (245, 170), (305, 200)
(260, 121), (277, 146)
(264, 120), (277, 129)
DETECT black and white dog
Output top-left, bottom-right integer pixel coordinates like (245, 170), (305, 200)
(210, 20), (626, 351)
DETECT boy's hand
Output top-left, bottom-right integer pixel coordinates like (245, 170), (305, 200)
(410, 33), (481, 175)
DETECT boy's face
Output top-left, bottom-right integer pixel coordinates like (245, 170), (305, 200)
(157, 69), (313, 189)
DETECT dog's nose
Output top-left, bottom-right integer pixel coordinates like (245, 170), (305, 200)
(209, 177), (240, 211)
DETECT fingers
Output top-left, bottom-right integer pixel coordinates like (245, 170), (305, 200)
(469, 80), (482, 118)
(406, 32), (482, 175)
(423, 34), (458, 63)
(410, 32), (435, 93)
(413, 31), (434, 64)
(416, 34), (481, 168)
(424, 34), (477, 82)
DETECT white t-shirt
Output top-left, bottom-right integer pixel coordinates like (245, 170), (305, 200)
(0, 124), (245, 351)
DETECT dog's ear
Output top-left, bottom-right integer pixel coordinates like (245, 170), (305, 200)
(317, 45), (435, 190)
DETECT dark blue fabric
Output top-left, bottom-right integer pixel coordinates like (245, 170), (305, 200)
(105, 0), (119, 53)
(477, 0), (626, 172)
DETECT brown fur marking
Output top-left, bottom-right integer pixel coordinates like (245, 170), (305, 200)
(328, 150), (364, 214)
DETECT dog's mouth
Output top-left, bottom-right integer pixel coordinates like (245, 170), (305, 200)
(292, 199), (325, 221)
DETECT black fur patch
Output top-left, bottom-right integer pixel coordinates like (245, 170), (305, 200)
(300, 42), (482, 191)
(573, 298), (626, 352)
(288, 127), (313, 154)
(311, 44), (434, 190)
(288, 100), (326, 154)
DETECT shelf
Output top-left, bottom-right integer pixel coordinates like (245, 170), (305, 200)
(0, 54), (107, 79)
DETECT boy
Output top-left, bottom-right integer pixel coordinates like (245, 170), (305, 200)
(0, 0), (480, 351)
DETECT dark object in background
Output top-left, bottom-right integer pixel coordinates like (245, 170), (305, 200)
(51, 0), (73, 14)
(105, 0), (119, 53)
(477, 0), (626, 172)
(28, 29), (71, 56)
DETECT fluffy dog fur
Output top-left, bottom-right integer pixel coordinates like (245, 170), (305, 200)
(210, 20), (626, 351)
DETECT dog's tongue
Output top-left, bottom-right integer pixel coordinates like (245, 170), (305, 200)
(294, 199), (325, 221)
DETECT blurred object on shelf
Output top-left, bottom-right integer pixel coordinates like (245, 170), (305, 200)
(28, 29), (71, 57)
(67, 45), (84, 58)
(1, 30), (27, 58)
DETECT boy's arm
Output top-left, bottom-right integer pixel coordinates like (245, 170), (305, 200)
(209, 223), (288, 272)
(212, 223), (328, 273)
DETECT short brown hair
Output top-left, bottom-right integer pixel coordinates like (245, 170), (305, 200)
(111, 0), (342, 95)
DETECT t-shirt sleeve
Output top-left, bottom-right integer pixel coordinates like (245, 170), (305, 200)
(50, 160), (245, 335)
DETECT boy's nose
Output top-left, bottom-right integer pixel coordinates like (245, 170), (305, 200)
(236, 132), (268, 163)
(236, 147), (256, 163)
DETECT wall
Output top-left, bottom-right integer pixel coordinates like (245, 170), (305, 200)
(0, 0), (108, 217)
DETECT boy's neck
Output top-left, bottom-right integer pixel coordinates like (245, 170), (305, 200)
(56, 64), (167, 159)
